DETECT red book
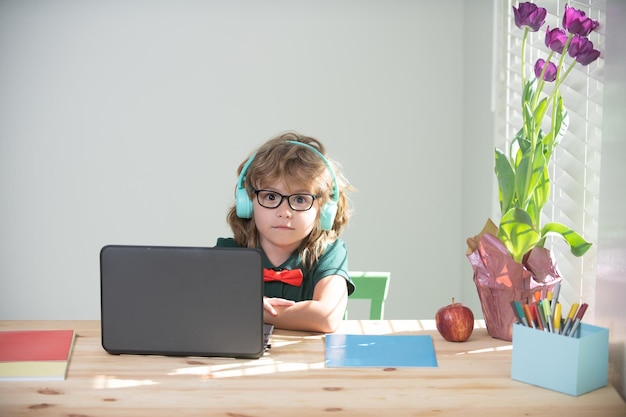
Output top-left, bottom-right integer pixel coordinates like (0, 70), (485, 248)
(0, 330), (76, 380)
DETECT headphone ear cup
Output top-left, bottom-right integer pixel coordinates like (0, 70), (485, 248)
(319, 201), (338, 231)
(236, 187), (253, 219)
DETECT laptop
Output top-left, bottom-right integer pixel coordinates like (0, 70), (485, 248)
(100, 245), (272, 359)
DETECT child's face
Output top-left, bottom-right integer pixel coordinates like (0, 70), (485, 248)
(253, 179), (319, 253)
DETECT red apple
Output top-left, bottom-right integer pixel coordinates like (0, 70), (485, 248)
(435, 298), (474, 342)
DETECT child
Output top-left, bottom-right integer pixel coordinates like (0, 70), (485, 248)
(216, 131), (354, 333)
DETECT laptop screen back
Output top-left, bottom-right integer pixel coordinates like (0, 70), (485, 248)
(100, 245), (265, 358)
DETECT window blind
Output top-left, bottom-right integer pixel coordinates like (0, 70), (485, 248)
(493, 0), (605, 320)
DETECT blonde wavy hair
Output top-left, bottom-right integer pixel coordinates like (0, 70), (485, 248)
(226, 131), (353, 268)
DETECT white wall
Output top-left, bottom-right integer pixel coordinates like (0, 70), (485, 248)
(0, 0), (475, 320)
(459, 0), (496, 316)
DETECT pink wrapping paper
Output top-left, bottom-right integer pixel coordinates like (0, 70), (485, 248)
(467, 220), (561, 341)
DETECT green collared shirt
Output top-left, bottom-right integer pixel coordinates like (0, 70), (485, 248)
(215, 238), (354, 301)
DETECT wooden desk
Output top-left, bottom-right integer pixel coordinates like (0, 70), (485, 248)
(1, 320), (624, 416)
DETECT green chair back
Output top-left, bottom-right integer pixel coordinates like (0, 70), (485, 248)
(345, 271), (390, 320)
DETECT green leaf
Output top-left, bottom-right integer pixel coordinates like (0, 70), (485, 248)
(514, 127), (531, 156)
(532, 165), (550, 213)
(514, 143), (546, 211)
(551, 96), (569, 149)
(533, 97), (549, 128)
(526, 165), (550, 232)
(521, 79), (537, 142)
(522, 78), (537, 105)
(497, 208), (540, 263)
(523, 101), (537, 140)
(553, 96), (569, 147)
(542, 95), (569, 161)
(495, 149), (516, 214)
(526, 197), (542, 233)
(540, 222), (593, 257)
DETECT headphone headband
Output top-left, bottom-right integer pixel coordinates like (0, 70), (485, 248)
(235, 140), (339, 230)
(285, 140), (338, 203)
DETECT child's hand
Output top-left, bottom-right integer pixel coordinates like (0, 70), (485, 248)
(263, 297), (295, 316)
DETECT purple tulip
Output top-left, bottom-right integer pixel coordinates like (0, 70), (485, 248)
(544, 26), (569, 54)
(562, 4), (599, 37)
(568, 35), (601, 65)
(513, 2), (547, 32)
(534, 59), (557, 82)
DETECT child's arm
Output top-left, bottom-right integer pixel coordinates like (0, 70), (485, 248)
(263, 275), (348, 333)
(263, 297), (295, 316)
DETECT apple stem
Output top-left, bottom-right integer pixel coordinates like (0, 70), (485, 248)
(452, 297), (455, 305)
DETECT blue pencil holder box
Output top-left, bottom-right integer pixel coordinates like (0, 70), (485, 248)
(511, 322), (609, 396)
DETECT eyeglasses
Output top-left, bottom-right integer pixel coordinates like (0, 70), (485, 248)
(253, 189), (317, 211)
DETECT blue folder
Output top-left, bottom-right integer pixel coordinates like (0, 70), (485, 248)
(325, 334), (438, 368)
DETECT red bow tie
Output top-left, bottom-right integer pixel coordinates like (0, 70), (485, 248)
(263, 268), (303, 287)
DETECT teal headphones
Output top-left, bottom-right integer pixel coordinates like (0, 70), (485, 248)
(235, 140), (339, 231)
